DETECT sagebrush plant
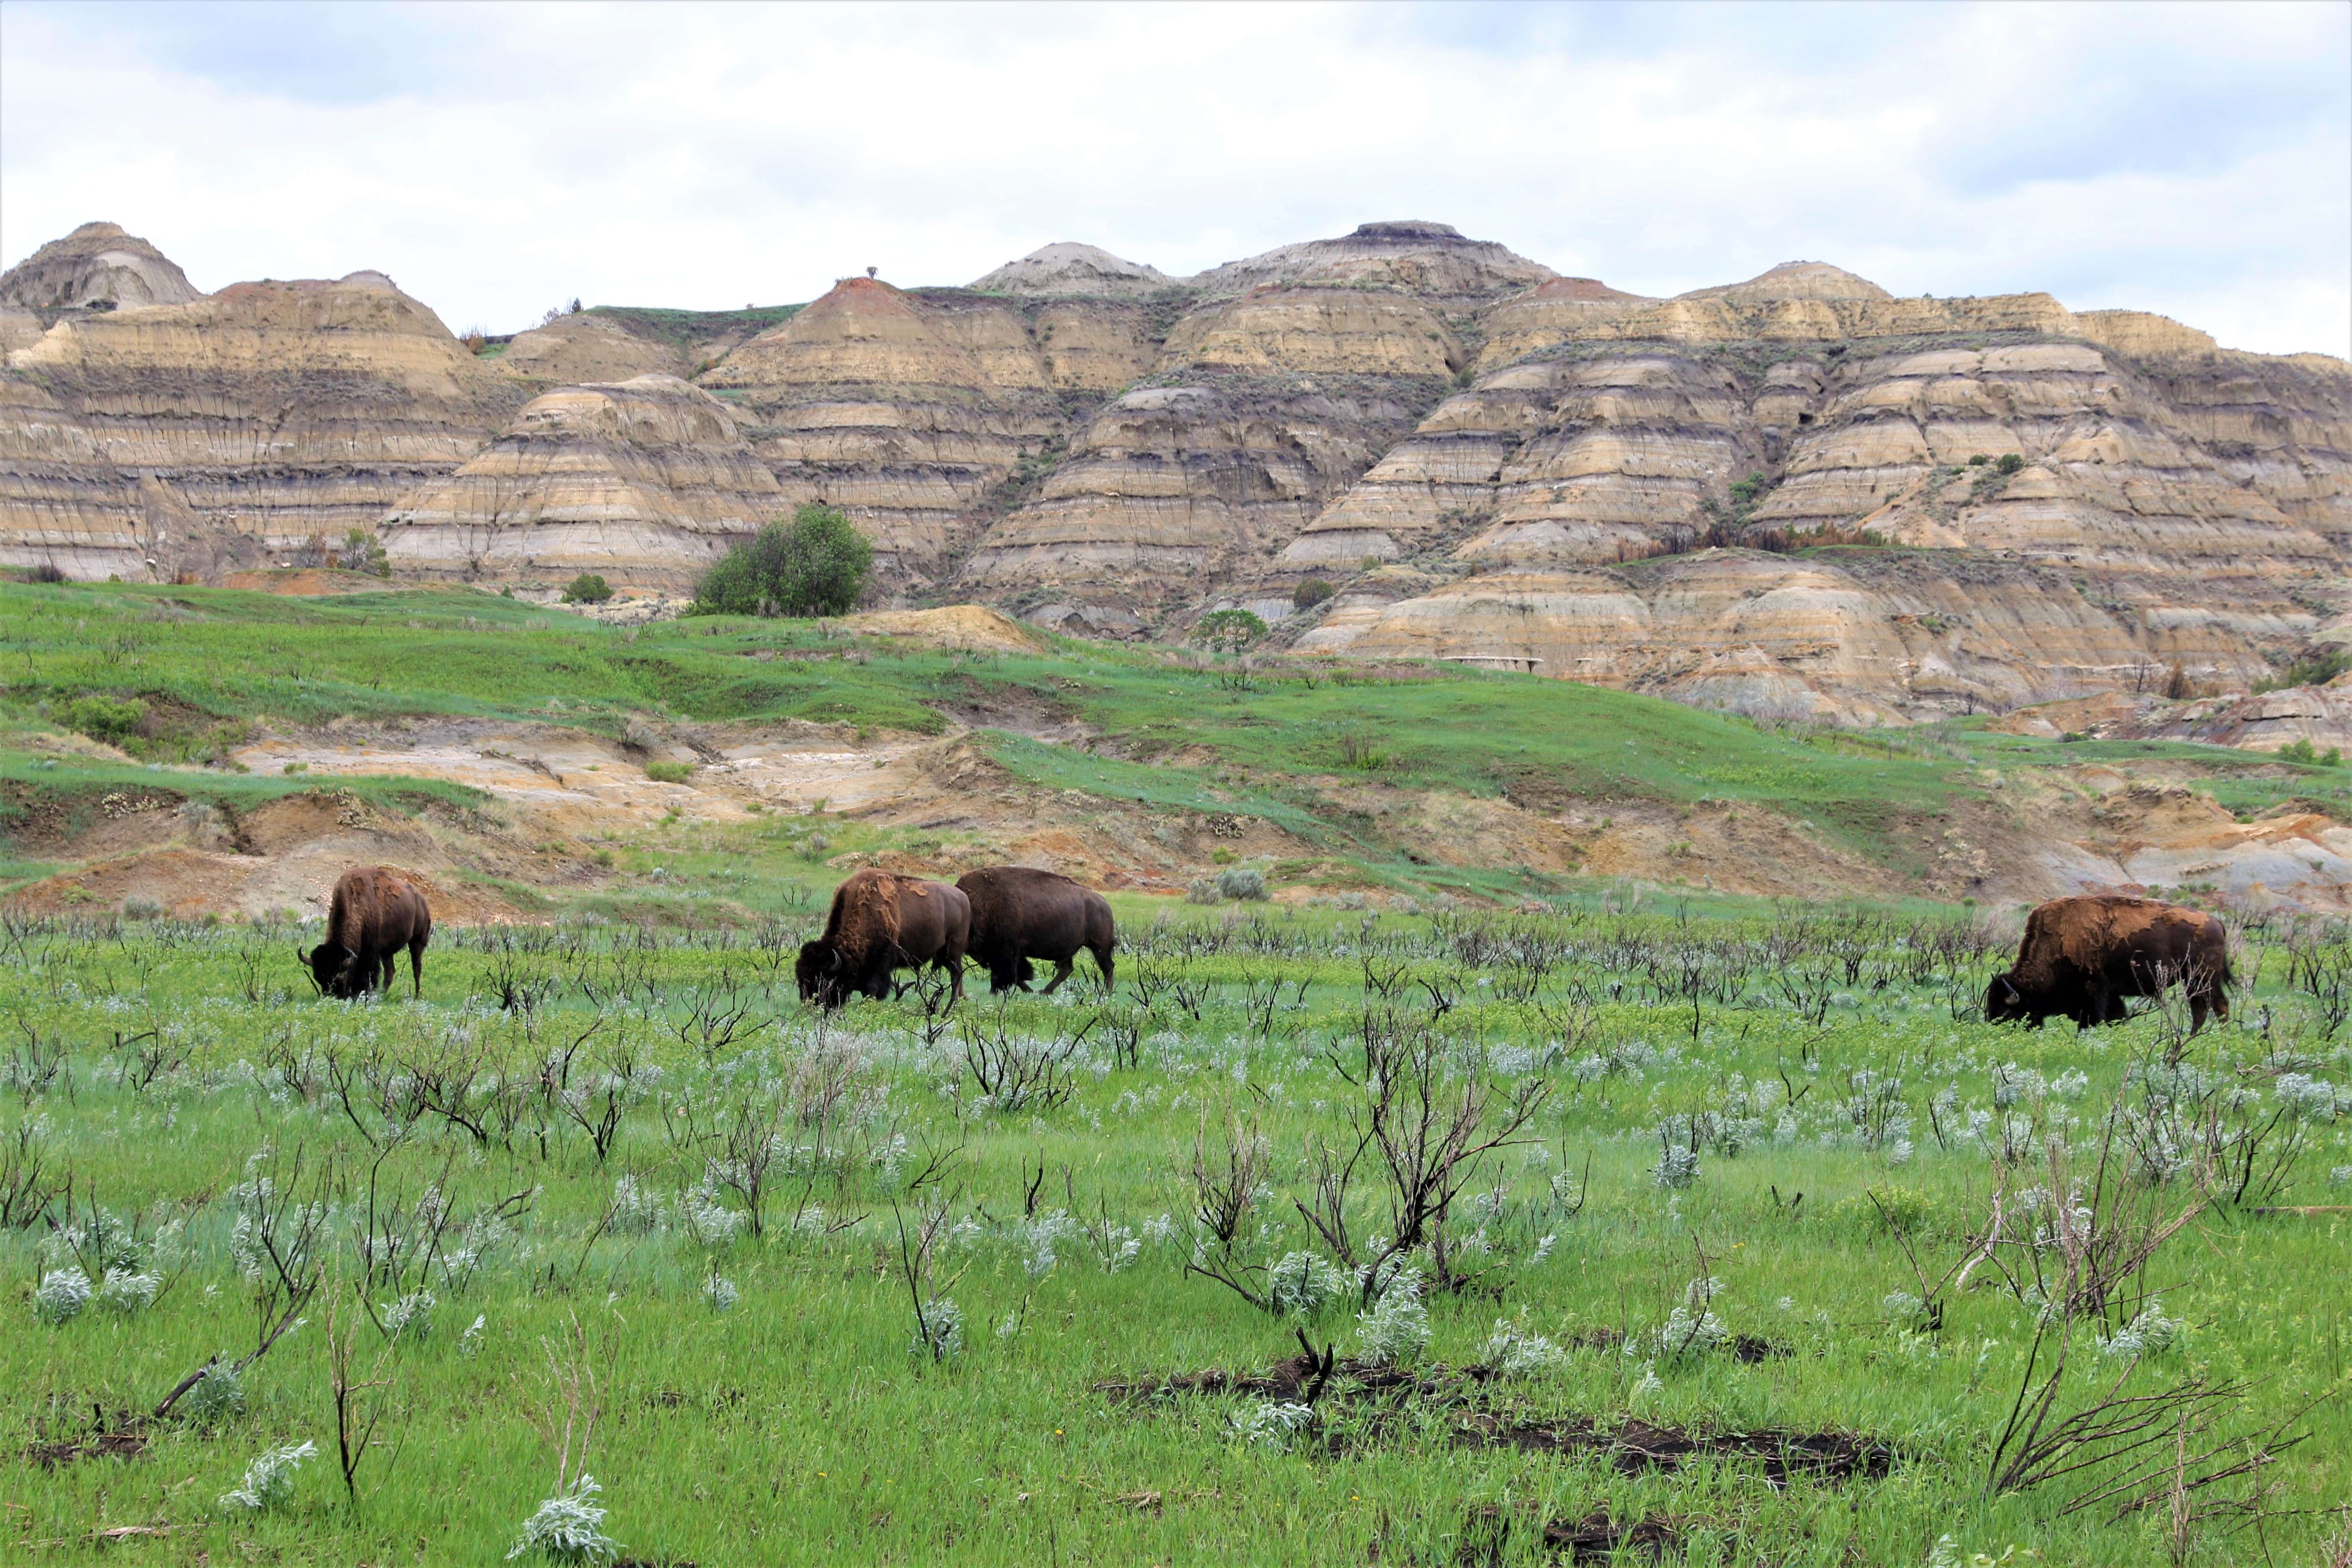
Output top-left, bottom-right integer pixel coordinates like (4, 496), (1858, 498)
(1228, 1398), (1316, 1448)
(184, 1360), (245, 1426)
(219, 1440), (316, 1512)
(1481, 1309), (1566, 1374)
(1268, 1250), (1347, 1316)
(1354, 1271), (1429, 1367)
(33, 1267), (91, 1324)
(910, 1295), (963, 1361)
(508, 1473), (620, 1563)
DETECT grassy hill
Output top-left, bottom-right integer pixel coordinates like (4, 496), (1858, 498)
(2, 578), (2345, 914)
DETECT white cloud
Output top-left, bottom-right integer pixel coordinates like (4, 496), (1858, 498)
(1, 0), (2344, 355)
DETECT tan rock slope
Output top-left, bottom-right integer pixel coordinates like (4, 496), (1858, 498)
(970, 243), (1174, 297)
(3, 217), (2347, 732)
(0, 221), (202, 311)
(496, 312), (691, 385)
(1187, 219), (1555, 301)
(699, 276), (1156, 583)
(1, 254), (527, 581)
(380, 374), (784, 590)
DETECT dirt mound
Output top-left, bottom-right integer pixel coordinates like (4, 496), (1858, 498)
(221, 568), (408, 596)
(843, 605), (1046, 654)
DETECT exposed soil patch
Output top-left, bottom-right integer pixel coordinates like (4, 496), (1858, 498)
(1456, 1413), (1892, 1487)
(26, 1430), (147, 1469)
(1542, 1510), (1685, 1564)
(220, 567), (413, 596)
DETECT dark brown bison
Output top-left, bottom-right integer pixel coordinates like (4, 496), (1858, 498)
(797, 869), (970, 1010)
(1987, 895), (2231, 1032)
(957, 866), (1117, 995)
(305, 867), (432, 1000)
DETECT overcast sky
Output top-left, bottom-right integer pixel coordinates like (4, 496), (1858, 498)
(3, 0), (2346, 355)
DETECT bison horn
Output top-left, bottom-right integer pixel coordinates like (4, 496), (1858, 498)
(295, 943), (321, 994)
(1998, 977), (2020, 1001)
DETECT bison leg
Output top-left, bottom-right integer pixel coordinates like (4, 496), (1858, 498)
(1091, 941), (1115, 992)
(408, 937), (426, 1001)
(940, 952), (965, 1003)
(1041, 956), (1076, 995)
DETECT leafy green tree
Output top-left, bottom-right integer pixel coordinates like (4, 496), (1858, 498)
(1191, 609), (1267, 651)
(562, 573), (613, 604)
(691, 505), (873, 617)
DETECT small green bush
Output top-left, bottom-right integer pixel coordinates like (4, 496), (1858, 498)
(1184, 878), (1222, 905)
(1967, 454), (1990, 467)
(1994, 453), (2025, 475)
(1216, 867), (1268, 901)
(563, 573), (614, 604)
(1192, 609), (1267, 652)
(59, 694), (146, 743)
(690, 504), (873, 617)
(2254, 648), (2352, 694)
(1292, 578), (1335, 611)
(2277, 738), (2343, 767)
(645, 760), (693, 784)
(337, 527), (390, 577)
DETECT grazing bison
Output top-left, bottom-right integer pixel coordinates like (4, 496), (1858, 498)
(305, 867), (432, 1000)
(1987, 895), (2231, 1032)
(797, 869), (970, 1010)
(957, 866), (1117, 995)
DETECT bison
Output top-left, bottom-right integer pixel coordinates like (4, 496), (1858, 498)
(797, 869), (970, 1010)
(1986, 895), (2231, 1032)
(305, 866), (432, 1000)
(957, 866), (1117, 995)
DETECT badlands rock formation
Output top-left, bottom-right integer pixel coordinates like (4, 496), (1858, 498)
(496, 312), (690, 385)
(700, 276), (1156, 581)
(3, 216), (2347, 725)
(0, 262), (526, 580)
(380, 374), (785, 590)
(0, 221), (202, 312)
(970, 243), (1173, 297)
(1186, 219), (1554, 301)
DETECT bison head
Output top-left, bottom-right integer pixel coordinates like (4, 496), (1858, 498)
(1984, 973), (2029, 1023)
(796, 940), (848, 1009)
(306, 941), (361, 1000)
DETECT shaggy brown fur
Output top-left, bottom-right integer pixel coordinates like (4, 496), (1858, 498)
(797, 869), (969, 1010)
(957, 866), (1116, 995)
(1987, 895), (2231, 1032)
(306, 867), (432, 1000)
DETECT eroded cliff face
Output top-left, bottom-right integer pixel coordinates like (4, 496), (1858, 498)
(695, 276), (1158, 583)
(0, 221), (202, 312)
(1273, 262), (2352, 719)
(0, 267), (527, 581)
(380, 374), (784, 590)
(3, 218), (2346, 729)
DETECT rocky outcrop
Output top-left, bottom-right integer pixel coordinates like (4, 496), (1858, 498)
(959, 379), (1433, 616)
(1188, 220), (1554, 301)
(1276, 315), (2352, 717)
(970, 243), (1174, 297)
(3, 217), (2346, 729)
(0, 221), (202, 312)
(496, 313), (689, 384)
(380, 374), (784, 591)
(0, 268), (527, 581)
(1295, 552), (2200, 723)
(698, 277), (1157, 581)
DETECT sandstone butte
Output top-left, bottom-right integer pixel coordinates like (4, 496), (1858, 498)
(3, 218), (2349, 732)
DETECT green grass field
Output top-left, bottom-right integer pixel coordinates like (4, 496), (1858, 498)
(0, 906), (2346, 1565)
(3, 579), (2350, 1562)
